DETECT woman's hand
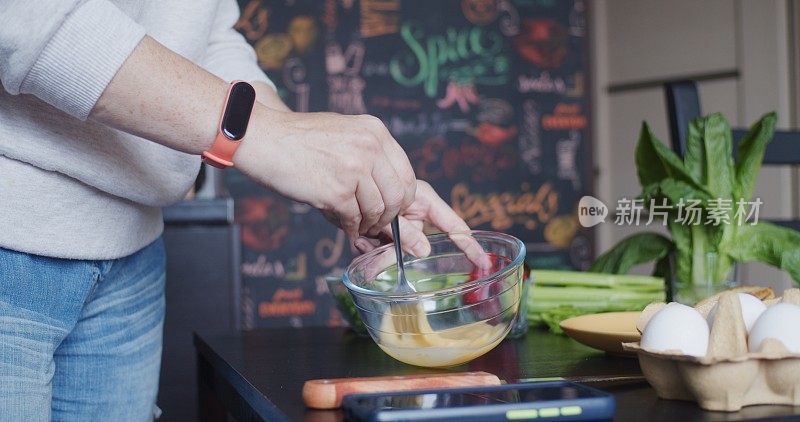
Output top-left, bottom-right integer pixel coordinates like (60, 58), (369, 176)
(234, 109), (417, 240)
(353, 180), (491, 268)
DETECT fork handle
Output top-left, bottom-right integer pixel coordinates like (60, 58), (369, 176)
(391, 217), (408, 283)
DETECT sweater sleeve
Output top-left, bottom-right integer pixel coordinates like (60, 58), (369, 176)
(0, 0), (146, 121)
(202, 0), (275, 90)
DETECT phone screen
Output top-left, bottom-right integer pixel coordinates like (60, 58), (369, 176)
(350, 384), (602, 410)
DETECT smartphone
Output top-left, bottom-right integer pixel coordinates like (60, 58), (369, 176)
(341, 381), (615, 421)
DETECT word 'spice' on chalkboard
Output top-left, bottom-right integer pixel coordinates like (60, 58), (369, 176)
(223, 0), (591, 328)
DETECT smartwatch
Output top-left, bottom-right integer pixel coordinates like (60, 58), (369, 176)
(202, 80), (257, 168)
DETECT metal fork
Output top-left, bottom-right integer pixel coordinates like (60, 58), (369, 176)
(389, 217), (432, 345)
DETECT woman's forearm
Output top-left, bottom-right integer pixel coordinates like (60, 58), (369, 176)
(90, 36), (232, 155)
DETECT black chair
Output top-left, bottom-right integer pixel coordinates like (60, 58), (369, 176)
(664, 80), (800, 232)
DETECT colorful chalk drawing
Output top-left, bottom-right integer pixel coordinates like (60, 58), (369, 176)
(519, 99), (542, 175)
(255, 34), (293, 70)
(566, 71), (585, 98)
(326, 40), (367, 114)
(410, 136), (518, 182)
(282, 57), (310, 112)
(556, 130), (581, 189)
(461, 0), (499, 26)
(361, 0), (401, 37)
(437, 81), (479, 112)
(569, 0), (586, 37)
(476, 98), (514, 125)
(389, 22), (508, 97)
(231, 0), (591, 328)
(514, 18), (569, 68)
(497, 0), (520, 36)
(236, 197), (290, 252)
(235, 0), (269, 41)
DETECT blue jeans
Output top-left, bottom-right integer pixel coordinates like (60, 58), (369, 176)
(0, 238), (165, 421)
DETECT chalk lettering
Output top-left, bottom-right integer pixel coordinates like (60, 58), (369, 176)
(519, 100), (542, 174)
(258, 300), (316, 317)
(369, 96), (422, 110)
(241, 255), (286, 278)
(389, 22), (507, 97)
(272, 288), (303, 302)
(556, 131), (581, 189)
(314, 230), (356, 268)
(386, 112), (470, 137)
(450, 182), (558, 231)
(517, 71), (565, 94)
(542, 103), (586, 130)
(542, 115), (587, 130)
(363, 61), (389, 77)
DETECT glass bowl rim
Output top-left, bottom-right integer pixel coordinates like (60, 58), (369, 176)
(342, 230), (525, 301)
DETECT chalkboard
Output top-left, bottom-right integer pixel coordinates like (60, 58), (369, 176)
(228, 0), (592, 328)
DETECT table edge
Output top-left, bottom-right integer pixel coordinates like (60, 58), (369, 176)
(193, 331), (290, 421)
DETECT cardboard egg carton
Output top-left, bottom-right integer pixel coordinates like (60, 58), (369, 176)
(623, 288), (800, 412)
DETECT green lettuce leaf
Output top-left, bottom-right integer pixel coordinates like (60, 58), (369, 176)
(728, 221), (800, 283)
(701, 113), (736, 201)
(589, 232), (673, 274)
(734, 112), (777, 201)
(635, 122), (709, 195)
(683, 117), (707, 185)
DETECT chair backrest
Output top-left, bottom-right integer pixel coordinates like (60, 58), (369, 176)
(664, 81), (800, 165)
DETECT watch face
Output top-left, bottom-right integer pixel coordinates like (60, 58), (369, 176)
(221, 82), (257, 140)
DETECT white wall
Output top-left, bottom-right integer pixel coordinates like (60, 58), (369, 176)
(591, 0), (797, 291)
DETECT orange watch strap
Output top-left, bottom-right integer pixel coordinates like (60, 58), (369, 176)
(202, 131), (238, 168)
(202, 80), (254, 169)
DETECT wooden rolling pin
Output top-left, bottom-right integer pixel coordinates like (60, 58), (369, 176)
(302, 371), (501, 409)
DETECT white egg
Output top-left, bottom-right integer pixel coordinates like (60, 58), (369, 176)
(748, 303), (800, 353)
(707, 293), (766, 333)
(641, 303), (709, 357)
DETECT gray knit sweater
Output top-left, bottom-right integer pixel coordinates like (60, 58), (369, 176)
(0, 0), (273, 259)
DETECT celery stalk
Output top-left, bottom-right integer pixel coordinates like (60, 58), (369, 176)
(526, 271), (666, 334)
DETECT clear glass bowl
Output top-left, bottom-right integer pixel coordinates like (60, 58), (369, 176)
(343, 231), (525, 367)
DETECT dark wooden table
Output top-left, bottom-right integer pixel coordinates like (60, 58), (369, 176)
(194, 327), (800, 422)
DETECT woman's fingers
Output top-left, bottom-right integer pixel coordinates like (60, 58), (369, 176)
(335, 198), (362, 239)
(376, 215), (431, 258)
(416, 182), (492, 269)
(367, 160), (406, 236)
(380, 138), (417, 209)
(353, 236), (380, 254)
(355, 178), (385, 235)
